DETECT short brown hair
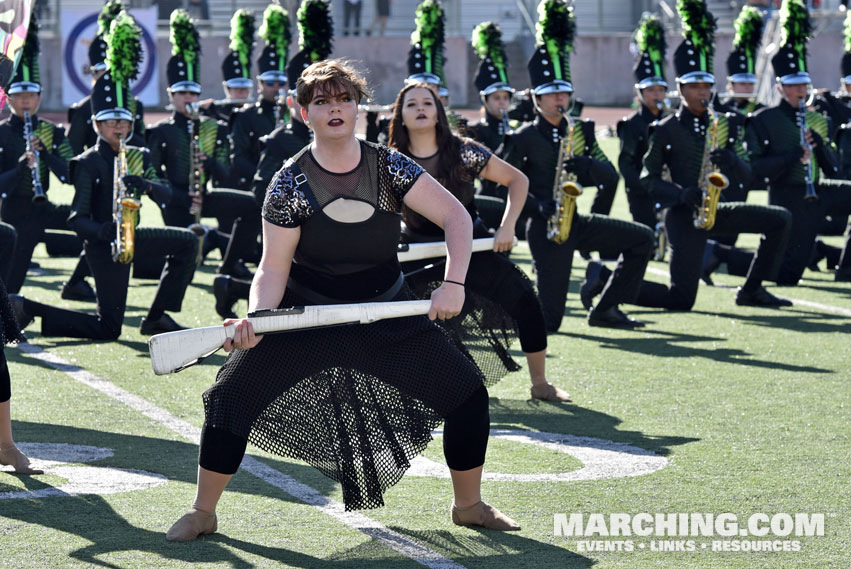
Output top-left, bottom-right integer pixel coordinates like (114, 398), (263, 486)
(296, 59), (372, 108)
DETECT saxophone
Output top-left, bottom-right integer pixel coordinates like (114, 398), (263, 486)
(23, 111), (47, 204)
(111, 137), (141, 263)
(185, 102), (208, 265)
(693, 102), (728, 230)
(546, 108), (583, 244)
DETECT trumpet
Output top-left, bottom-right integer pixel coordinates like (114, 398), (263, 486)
(798, 99), (818, 202)
(111, 137), (141, 263)
(23, 111), (47, 204)
(358, 103), (394, 113)
(693, 101), (728, 230)
(211, 96), (253, 106)
(547, 107), (583, 243)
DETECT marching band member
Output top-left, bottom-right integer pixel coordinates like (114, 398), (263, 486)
(618, 13), (669, 230)
(623, 0), (792, 310)
(200, 10), (257, 126)
(229, 5), (292, 191)
(9, 12), (197, 338)
(67, 0), (145, 156)
(214, 0), (331, 318)
(745, 0), (851, 284)
(0, 15), (75, 295)
(502, 0), (652, 330)
(713, 6), (765, 116)
(146, 10), (257, 279)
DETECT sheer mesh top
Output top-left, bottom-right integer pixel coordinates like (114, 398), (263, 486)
(402, 138), (490, 237)
(262, 140), (425, 228)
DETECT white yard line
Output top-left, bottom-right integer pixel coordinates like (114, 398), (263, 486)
(643, 266), (851, 317)
(15, 342), (467, 569)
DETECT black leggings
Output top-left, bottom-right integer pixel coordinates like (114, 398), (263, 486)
(465, 251), (548, 354)
(199, 383), (490, 475)
(1, 349), (10, 403)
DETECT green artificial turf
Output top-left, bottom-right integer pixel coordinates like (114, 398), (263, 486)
(1, 135), (848, 568)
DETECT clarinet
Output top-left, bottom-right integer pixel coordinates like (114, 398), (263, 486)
(23, 111), (47, 204)
(185, 102), (208, 266)
(186, 102), (204, 222)
(798, 100), (819, 202)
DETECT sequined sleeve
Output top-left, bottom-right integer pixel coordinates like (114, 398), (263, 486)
(459, 138), (492, 179)
(380, 145), (425, 204)
(262, 164), (314, 228)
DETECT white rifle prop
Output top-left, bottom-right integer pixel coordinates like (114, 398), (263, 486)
(148, 300), (431, 375)
(396, 237), (513, 263)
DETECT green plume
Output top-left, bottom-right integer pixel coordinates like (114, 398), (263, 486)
(677, 0), (716, 55)
(845, 10), (851, 53)
(169, 9), (200, 62)
(298, 0), (333, 62)
(106, 11), (142, 84)
(733, 6), (763, 53)
(411, 0), (445, 78)
(536, 0), (576, 53)
(230, 9), (256, 70)
(22, 12), (40, 61)
(634, 12), (666, 67)
(472, 22), (508, 82)
(98, 0), (125, 37)
(259, 5), (289, 54)
(779, 0), (810, 51)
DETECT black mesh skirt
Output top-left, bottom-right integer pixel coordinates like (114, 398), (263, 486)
(202, 288), (485, 510)
(403, 250), (525, 387)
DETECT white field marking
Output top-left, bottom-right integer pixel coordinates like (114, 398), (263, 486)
(0, 443), (167, 500)
(14, 342), (467, 569)
(643, 266), (851, 317)
(408, 429), (668, 482)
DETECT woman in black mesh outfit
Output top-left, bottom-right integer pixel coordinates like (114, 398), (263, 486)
(166, 60), (519, 541)
(389, 83), (570, 403)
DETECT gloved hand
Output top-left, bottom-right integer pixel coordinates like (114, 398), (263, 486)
(97, 221), (116, 242)
(709, 148), (736, 170)
(122, 175), (148, 195)
(808, 128), (824, 149)
(203, 154), (217, 174)
(537, 199), (557, 219)
(680, 186), (702, 207)
(564, 155), (593, 178)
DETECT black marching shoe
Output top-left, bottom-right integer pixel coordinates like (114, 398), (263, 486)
(213, 275), (238, 319)
(835, 267), (851, 283)
(735, 286), (792, 307)
(61, 279), (97, 302)
(580, 261), (606, 310)
(588, 306), (645, 328)
(8, 294), (33, 330)
(701, 241), (720, 286)
(140, 313), (187, 335)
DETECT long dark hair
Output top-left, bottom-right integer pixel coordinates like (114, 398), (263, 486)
(387, 82), (469, 195)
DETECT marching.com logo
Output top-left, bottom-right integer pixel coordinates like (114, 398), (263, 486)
(554, 513), (825, 553)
